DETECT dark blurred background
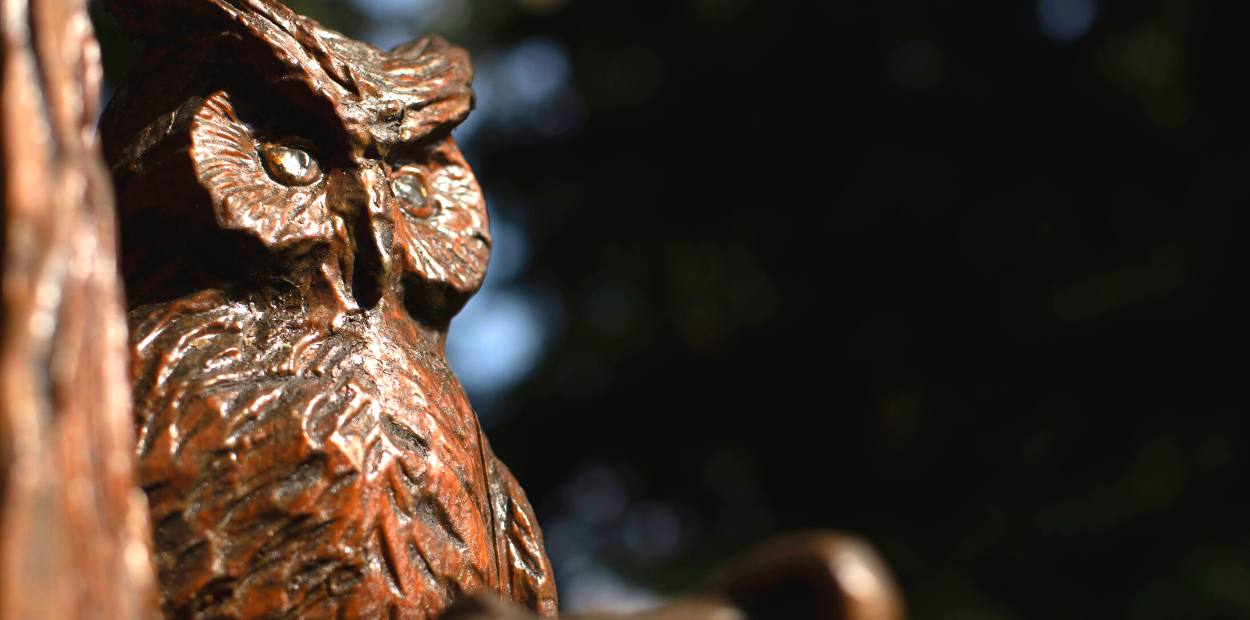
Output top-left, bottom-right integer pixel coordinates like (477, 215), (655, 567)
(91, 0), (1245, 618)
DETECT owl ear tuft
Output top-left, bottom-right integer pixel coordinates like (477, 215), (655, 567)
(103, 0), (241, 42)
(102, 0), (265, 37)
(376, 35), (475, 143)
(103, 0), (360, 95)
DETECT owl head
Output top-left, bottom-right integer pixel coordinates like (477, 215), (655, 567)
(101, 0), (488, 330)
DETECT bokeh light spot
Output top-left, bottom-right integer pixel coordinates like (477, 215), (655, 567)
(446, 217), (561, 417)
(622, 503), (682, 559)
(1037, 0), (1098, 43)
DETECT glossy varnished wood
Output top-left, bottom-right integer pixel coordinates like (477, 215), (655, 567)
(98, 1), (556, 617)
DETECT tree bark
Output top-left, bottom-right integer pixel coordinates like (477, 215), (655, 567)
(0, 0), (156, 618)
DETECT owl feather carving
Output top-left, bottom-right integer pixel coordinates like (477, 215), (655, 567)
(98, 1), (557, 618)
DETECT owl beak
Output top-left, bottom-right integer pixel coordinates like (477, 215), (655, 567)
(327, 167), (394, 312)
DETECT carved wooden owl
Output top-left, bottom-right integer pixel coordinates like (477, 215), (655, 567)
(97, 1), (557, 618)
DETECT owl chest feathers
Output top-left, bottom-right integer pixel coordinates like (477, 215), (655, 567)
(131, 289), (504, 618)
(100, 11), (554, 615)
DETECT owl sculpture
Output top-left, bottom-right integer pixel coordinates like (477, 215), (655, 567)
(98, 1), (557, 618)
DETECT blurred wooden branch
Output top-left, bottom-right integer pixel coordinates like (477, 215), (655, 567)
(443, 533), (906, 620)
(0, 0), (156, 618)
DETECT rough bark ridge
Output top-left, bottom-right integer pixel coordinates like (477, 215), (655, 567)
(0, 0), (157, 619)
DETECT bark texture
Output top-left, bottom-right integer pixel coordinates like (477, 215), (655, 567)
(0, 0), (157, 619)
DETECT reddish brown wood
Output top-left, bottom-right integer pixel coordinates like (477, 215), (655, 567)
(1, 2), (906, 618)
(0, 0), (158, 618)
(707, 532), (907, 620)
(97, 1), (557, 618)
(443, 533), (907, 620)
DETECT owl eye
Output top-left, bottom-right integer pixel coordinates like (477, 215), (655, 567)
(259, 145), (321, 186)
(392, 172), (435, 218)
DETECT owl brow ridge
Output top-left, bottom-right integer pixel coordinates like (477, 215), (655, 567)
(104, 0), (361, 94)
(106, 0), (472, 152)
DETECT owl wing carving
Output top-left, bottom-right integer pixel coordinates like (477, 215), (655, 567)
(485, 443), (561, 616)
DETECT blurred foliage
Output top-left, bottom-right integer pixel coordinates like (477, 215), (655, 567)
(90, 0), (1245, 618)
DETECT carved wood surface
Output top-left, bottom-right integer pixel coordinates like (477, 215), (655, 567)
(2, 2), (907, 619)
(98, 1), (556, 617)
